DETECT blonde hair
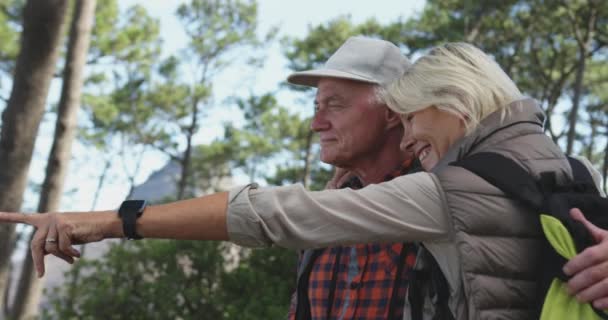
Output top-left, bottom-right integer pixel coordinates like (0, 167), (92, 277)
(380, 42), (524, 133)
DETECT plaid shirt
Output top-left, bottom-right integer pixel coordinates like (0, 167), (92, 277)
(289, 159), (420, 320)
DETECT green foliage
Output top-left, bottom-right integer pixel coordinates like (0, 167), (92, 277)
(189, 141), (235, 192)
(43, 241), (296, 319)
(267, 163), (333, 191)
(223, 92), (328, 187)
(177, 0), (264, 74)
(44, 240), (227, 319)
(143, 0), (273, 199)
(79, 1), (162, 150)
(0, 0), (23, 88)
(227, 93), (292, 181)
(89, 2), (161, 65)
(220, 247), (297, 320)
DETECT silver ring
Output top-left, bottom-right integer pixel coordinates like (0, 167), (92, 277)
(45, 238), (57, 243)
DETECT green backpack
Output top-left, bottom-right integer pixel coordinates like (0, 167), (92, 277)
(453, 152), (608, 320)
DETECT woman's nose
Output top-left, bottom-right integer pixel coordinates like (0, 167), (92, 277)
(400, 134), (416, 153)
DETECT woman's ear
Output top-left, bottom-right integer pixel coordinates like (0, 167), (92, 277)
(384, 108), (402, 130)
(459, 114), (470, 133)
(461, 114), (470, 127)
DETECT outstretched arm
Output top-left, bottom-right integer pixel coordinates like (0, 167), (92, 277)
(0, 192), (229, 277)
(1, 172), (448, 278)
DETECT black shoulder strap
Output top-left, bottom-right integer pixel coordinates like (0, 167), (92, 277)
(450, 152), (544, 210)
(408, 247), (455, 320)
(294, 247), (343, 320)
(567, 156), (600, 195)
(429, 259), (455, 320)
(295, 248), (324, 320)
(325, 247), (342, 319)
(454, 153), (608, 320)
(387, 244), (410, 319)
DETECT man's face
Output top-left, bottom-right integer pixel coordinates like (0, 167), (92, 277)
(312, 78), (392, 168)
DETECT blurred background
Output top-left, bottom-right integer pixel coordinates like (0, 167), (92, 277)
(0, 0), (606, 319)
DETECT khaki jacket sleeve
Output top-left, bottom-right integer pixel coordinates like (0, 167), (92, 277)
(226, 172), (449, 249)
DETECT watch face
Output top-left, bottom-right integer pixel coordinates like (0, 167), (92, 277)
(120, 200), (147, 216)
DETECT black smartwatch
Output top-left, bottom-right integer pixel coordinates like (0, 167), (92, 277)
(118, 200), (147, 240)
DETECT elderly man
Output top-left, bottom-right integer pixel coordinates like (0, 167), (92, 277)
(285, 36), (420, 320)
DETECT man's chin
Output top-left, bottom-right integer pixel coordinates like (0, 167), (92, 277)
(320, 153), (339, 166)
(320, 156), (349, 167)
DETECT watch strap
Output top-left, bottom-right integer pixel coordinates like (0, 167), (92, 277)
(118, 200), (147, 240)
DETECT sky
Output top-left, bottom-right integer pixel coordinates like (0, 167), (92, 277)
(25, 0), (426, 213)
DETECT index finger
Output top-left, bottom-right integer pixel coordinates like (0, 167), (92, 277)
(0, 212), (33, 224)
(564, 243), (608, 277)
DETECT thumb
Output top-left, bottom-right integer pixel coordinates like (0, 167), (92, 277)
(570, 208), (606, 242)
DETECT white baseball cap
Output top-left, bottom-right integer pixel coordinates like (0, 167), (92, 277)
(287, 36), (411, 87)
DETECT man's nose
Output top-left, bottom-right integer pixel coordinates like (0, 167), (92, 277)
(311, 111), (330, 132)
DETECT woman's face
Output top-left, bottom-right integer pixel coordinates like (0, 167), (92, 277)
(400, 106), (466, 170)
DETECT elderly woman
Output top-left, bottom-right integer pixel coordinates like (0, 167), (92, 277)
(1, 42), (607, 319)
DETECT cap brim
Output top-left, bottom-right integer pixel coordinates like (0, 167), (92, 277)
(287, 69), (377, 88)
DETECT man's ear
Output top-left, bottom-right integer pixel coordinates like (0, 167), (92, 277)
(384, 108), (402, 130)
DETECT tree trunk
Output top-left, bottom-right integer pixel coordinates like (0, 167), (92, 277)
(566, 48), (588, 155)
(9, 1), (96, 318)
(0, 0), (69, 313)
(603, 127), (608, 194)
(586, 121), (597, 161)
(177, 98), (199, 200)
(565, 5), (597, 155)
(38, 0), (96, 217)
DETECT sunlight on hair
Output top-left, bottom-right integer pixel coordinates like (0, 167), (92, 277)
(380, 42), (524, 134)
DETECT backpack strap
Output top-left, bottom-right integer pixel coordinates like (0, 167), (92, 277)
(325, 247), (342, 319)
(294, 247), (343, 320)
(387, 245), (408, 319)
(450, 152), (544, 209)
(453, 153), (608, 319)
(408, 258), (429, 320)
(408, 247), (455, 320)
(295, 248), (324, 320)
(567, 156), (600, 195)
(429, 256), (455, 320)
(387, 243), (419, 319)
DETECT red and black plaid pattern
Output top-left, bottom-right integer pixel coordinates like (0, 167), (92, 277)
(307, 243), (417, 319)
(289, 159), (420, 319)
